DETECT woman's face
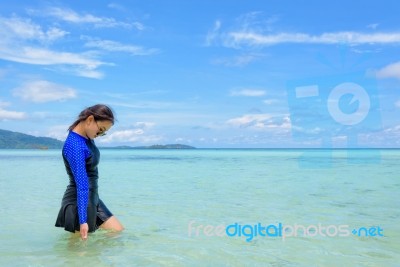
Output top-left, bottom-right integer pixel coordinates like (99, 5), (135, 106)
(85, 115), (113, 139)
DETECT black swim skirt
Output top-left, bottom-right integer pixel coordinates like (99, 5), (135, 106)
(55, 187), (113, 233)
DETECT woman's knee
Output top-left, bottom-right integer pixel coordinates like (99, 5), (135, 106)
(100, 216), (124, 232)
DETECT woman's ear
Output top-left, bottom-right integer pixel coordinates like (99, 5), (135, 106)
(86, 115), (95, 125)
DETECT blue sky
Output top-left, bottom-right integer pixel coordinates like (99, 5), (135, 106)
(1, 0), (400, 148)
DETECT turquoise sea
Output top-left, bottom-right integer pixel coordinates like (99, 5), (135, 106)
(0, 148), (399, 266)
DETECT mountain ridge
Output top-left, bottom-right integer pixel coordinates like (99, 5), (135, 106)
(103, 144), (195, 149)
(0, 129), (63, 149)
(0, 129), (195, 149)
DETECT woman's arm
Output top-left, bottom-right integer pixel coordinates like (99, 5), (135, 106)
(63, 139), (90, 229)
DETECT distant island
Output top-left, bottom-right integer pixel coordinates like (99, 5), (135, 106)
(0, 129), (63, 149)
(0, 129), (195, 149)
(105, 144), (196, 149)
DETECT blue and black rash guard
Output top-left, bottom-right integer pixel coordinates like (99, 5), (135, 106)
(62, 131), (91, 225)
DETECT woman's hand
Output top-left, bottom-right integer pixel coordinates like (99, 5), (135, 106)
(80, 223), (89, 240)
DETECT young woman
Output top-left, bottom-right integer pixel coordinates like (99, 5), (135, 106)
(55, 104), (124, 240)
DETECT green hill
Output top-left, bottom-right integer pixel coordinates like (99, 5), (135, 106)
(0, 129), (63, 149)
(131, 144), (195, 149)
(102, 144), (196, 149)
(0, 129), (195, 149)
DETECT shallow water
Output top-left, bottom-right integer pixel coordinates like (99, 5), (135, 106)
(0, 149), (399, 266)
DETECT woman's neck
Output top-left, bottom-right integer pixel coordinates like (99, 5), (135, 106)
(72, 123), (88, 139)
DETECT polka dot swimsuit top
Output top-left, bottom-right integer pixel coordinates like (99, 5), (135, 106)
(62, 131), (100, 224)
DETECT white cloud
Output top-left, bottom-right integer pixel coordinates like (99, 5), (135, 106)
(375, 61), (400, 79)
(0, 16), (106, 79)
(227, 114), (271, 128)
(0, 14), (149, 79)
(351, 47), (381, 54)
(84, 39), (159, 56)
(98, 121), (160, 144)
(263, 99), (279, 105)
(395, 100), (400, 108)
(212, 53), (263, 67)
(108, 3), (126, 12)
(0, 102), (26, 120)
(0, 16), (68, 43)
(205, 20), (221, 46)
(46, 125), (69, 140)
(0, 47), (105, 78)
(99, 129), (162, 144)
(226, 114), (290, 130)
(230, 89), (266, 97)
(0, 109), (26, 120)
(367, 23), (379, 30)
(3, 46), (104, 66)
(206, 15), (400, 48)
(235, 12), (279, 33)
(45, 7), (142, 30)
(383, 124), (400, 134)
(291, 125), (323, 135)
(71, 67), (104, 79)
(134, 121), (156, 128)
(226, 31), (400, 47)
(206, 12), (279, 47)
(13, 80), (77, 103)
(0, 101), (10, 108)
(108, 101), (181, 109)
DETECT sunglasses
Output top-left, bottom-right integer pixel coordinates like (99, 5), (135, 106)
(95, 120), (107, 136)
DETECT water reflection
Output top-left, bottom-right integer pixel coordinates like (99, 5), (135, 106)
(53, 230), (134, 266)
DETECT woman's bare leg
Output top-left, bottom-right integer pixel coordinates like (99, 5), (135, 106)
(99, 216), (124, 231)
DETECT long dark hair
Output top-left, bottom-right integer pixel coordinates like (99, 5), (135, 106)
(68, 104), (115, 131)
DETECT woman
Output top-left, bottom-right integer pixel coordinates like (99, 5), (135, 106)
(55, 104), (124, 240)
